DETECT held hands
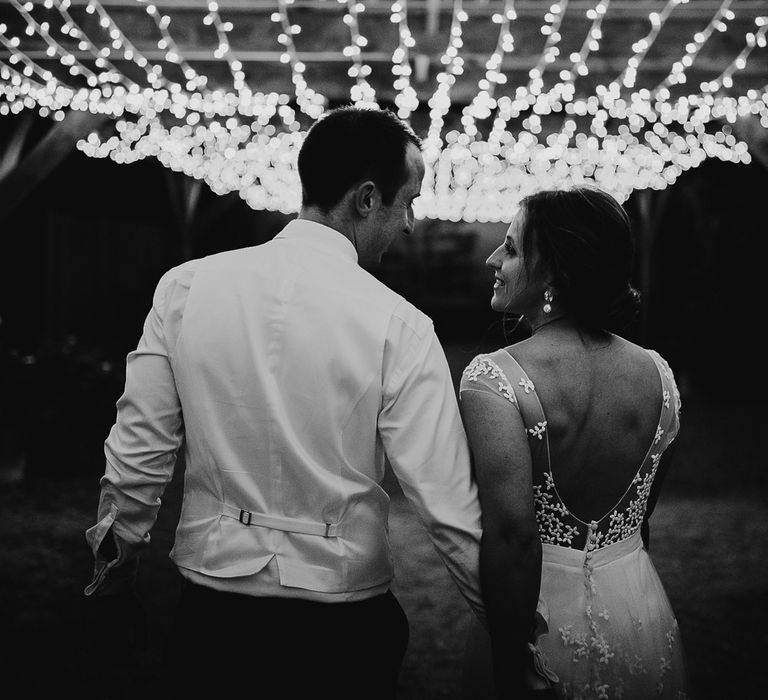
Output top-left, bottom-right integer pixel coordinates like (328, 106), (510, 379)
(523, 654), (559, 700)
(522, 603), (559, 698)
(492, 611), (560, 700)
(493, 648), (559, 700)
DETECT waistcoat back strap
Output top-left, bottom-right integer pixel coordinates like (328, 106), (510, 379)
(220, 502), (339, 538)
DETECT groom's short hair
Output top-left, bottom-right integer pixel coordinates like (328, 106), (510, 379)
(298, 106), (422, 212)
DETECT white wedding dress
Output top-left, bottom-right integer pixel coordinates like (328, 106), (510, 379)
(461, 348), (689, 700)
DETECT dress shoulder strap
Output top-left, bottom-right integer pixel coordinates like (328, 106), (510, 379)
(644, 348), (682, 444)
(489, 349), (550, 445)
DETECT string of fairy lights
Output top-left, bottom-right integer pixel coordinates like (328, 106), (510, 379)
(0, 0), (766, 222)
(389, 0), (417, 120)
(144, 4), (206, 92)
(342, 0), (377, 106)
(272, 0), (325, 119)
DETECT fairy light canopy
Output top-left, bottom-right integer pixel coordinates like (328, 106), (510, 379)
(0, 0), (766, 222)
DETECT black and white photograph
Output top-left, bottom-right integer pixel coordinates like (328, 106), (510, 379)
(1, 1), (766, 698)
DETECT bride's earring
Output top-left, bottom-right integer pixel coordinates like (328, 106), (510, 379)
(543, 289), (553, 314)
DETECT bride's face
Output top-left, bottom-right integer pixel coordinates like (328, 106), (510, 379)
(486, 209), (541, 315)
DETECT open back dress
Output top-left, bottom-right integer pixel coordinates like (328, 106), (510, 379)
(461, 347), (689, 700)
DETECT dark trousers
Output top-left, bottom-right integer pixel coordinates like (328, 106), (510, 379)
(163, 579), (410, 700)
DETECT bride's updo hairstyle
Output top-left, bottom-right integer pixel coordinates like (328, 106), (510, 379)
(519, 186), (641, 333)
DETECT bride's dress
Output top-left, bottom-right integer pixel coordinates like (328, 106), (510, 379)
(461, 348), (688, 700)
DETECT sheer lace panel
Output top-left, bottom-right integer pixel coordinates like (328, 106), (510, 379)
(460, 350), (681, 552)
(462, 355), (519, 406)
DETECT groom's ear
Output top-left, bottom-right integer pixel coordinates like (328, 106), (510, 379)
(353, 180), (378, 218)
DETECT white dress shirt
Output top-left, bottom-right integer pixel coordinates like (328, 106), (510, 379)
(85, 219), (484, 618)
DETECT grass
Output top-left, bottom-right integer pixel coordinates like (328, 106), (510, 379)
(1, 342), (765, 699)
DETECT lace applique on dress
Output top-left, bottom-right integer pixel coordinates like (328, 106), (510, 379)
(534, 471), (580, 546)
(462, 354), (518, 406)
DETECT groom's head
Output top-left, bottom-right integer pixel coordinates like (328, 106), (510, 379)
(298, 106), (424, 265)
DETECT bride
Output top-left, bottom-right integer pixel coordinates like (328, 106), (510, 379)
(459, 186), (688, 699)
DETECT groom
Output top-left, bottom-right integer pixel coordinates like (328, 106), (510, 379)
(84, 106), (484, 699)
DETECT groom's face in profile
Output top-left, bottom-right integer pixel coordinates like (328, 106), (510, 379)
(360, 142), (425, 266)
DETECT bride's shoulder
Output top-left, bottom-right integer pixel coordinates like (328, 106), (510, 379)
(642, 346), (681, 393)
(500, 337), (552, 371)
(462, 349), (504, 377)
(630, 341), (676, 377)
(616, 341), (682, 413)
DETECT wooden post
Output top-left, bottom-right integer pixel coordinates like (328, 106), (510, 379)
(426, 0), (440, 34)
(635, 187), (670, 344)
(166, 171), (203, 262)
(636, 189), (653, 344)
(165, 171), (240, 261)
(0, 112), (33, 181)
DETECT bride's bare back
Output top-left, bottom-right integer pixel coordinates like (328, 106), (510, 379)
(509, 329), (663, 523)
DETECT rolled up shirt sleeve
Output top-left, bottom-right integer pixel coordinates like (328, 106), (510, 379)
(84, 267), (189, 596)
(378, 304), (485, 623)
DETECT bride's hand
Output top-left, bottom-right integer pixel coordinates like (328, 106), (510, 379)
(525, 640), (559, 696)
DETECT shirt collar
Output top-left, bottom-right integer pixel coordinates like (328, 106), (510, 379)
(275, 219), (358, 265)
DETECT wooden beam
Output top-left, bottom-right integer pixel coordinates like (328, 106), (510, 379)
(0, 109), (110, 224)
(426, 0), (441, 35)
(0, 111), (33, 181)
(635, 187), (670, 344)
(57, 0), (768, 16)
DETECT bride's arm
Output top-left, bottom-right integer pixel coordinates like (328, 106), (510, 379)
(460, 388), (542, 698)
